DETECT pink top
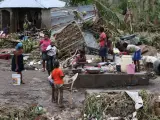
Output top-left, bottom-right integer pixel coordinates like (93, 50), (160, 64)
(40, 39), (51, 52)
(100, 32), (106, 47)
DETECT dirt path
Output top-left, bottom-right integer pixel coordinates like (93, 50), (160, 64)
(0, 59), (160, 119)
(0, 59), (84, 119)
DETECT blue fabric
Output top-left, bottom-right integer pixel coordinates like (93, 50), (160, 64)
(133, 50), (141, 61)
(16, 42), (23, 50)
(99, 47), (107, 57)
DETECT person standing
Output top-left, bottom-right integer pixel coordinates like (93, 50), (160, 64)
(99, 27), (107, 62)
(46, 41), (57, 75)
(51, 61), (64, 107)
(11, 43), (25, 84)
(39, 34), (51, 72)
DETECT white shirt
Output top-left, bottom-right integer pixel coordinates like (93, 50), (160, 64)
(127, 45), (140, 52)
(46, 45), (57, 56)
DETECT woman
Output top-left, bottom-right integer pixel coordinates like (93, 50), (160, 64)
(11, 43), (25, 84)
(39, 34), (51, 72)
(99, 27), (107, 62)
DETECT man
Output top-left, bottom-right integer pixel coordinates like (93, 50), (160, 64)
(39, 34), (51, 72)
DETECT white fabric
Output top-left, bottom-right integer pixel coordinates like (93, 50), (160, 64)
(46, 45), (57, 56)
(48, 74), (53, 83)
(142, 56), (158, 63)
(126, 91), (143, 110)
(127, 45), (140, 52)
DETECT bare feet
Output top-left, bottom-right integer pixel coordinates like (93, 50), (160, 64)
(42, 68), (45, 72)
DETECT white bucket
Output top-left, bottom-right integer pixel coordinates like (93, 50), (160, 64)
(12, 74), (21, 85)
(121, 55), (133, 73)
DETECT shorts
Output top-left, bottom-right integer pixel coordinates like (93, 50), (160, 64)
(54, 84), (63, 89)
(133, 50), (141, 61)
(42, 52), (48, 61)
(99, 47), (107, 57)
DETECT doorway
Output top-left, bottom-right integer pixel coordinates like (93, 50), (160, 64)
(2, 10), (10, 29)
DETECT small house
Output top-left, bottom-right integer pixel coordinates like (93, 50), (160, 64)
(0, 0), (65, 32)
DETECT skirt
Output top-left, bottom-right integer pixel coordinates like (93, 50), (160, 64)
(11, 54), (24, 72)
(133, 50), (141, 61)
(99, 47), (107, 57)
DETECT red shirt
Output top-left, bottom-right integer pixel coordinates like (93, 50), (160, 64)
(52, 68), (64, 85)
(100, 32), (106, 47)
(40, 39), (51, 52)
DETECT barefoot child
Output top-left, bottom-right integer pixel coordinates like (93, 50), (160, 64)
(123, 42), (141, 72)
(11, 43), (25, 84)
(51, 61), (64, 106)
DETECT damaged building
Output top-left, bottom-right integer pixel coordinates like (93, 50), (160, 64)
(0, 0), (65, 32)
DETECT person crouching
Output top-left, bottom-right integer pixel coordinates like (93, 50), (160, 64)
(73, 50), (87, 69)
(123, 42), (141, 72)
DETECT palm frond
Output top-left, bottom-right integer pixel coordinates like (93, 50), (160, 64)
(93, 0), (125, 28)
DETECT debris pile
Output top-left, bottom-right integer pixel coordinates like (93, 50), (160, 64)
(0, 105), (47, 120)
(83, 90), (160, 120)
(56, 22), (84, 59)
(0, 39), (19, 48)
(83, 92), (135, 119)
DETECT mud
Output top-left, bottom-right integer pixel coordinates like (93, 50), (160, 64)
(0, 59), (160, 119)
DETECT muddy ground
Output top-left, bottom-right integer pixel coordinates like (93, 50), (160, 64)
(0, 59), (160, 119)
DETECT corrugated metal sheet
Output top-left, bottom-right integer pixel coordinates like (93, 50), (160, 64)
(37, 0), (65, 8)
(0, 0), (65, 8)
(51, 5), (97, 28)
(0, 0), (44, 8)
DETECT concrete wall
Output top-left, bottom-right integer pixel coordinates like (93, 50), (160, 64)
(41, 9), (51, 29)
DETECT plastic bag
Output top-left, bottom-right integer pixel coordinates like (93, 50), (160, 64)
(48, 75), (54, 86)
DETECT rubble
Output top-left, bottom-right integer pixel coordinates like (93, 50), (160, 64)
(83, 90), (159, 120)
(56, 21), (85, 59)
(83, 91), (135, 119)
(0, 39), (19, 48)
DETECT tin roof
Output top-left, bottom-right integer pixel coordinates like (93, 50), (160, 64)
(37, 0), (65, 8)
(0, 0), (65, 8)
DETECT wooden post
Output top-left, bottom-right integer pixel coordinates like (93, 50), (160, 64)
(10, 10), (13, 33)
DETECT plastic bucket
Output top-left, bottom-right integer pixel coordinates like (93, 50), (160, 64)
(12, 74), (21, 85)
(127, 64), (135, 74)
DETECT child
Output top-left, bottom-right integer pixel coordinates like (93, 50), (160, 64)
(51, 61), (64, 106)
(123, 42), (141, 72)
(11, 43), (25, 84)
(46, 41), (57, 75)
(73, 49), (87, 69)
